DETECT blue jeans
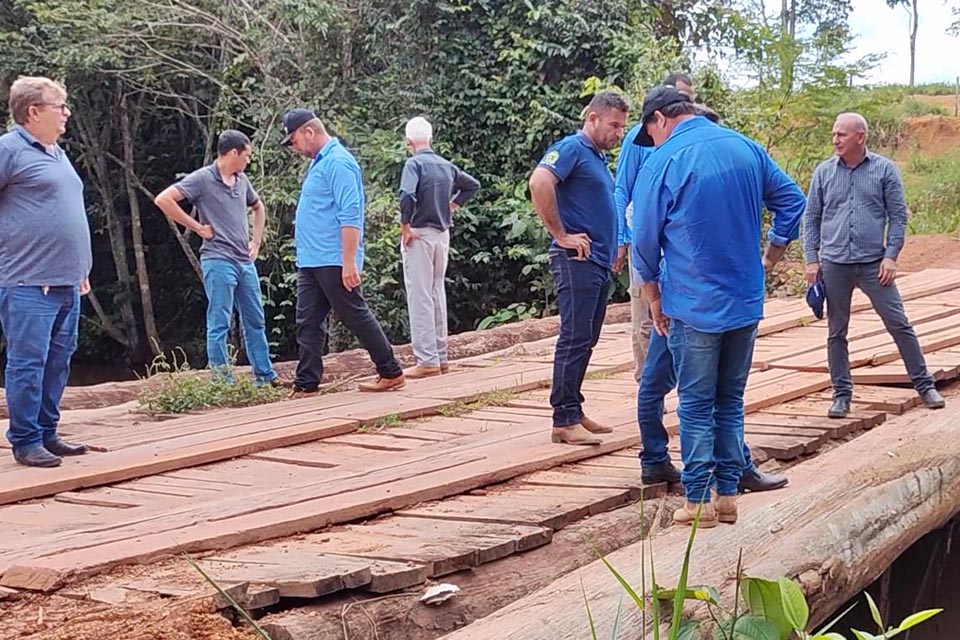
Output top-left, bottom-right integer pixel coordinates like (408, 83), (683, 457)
(638, 330), (758, 475)
(0, 286), (79, 454)
(201, 259), (277, 384)
(549, 251), (611, 427)
(668, 319), (758, 502)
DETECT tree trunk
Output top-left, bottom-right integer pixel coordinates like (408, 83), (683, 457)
(909, 0), (918, 86)
(119, 95), (163, 357)
(71, 104), (139, 356)
(441, 403), (960, 639)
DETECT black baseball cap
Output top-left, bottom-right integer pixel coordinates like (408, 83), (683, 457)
(633, 85), (694, 146)
(280, 108), (316, 146)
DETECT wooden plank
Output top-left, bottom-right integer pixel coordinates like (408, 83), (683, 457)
(308, 517), (552, 577)
(200, 547), (373, 598)
(0, 417), (356, 506)
(0, 585), (16, 600)
(748, 412), (856, 438)
(398, 484), (636, 531)
(439, 393), (960, 640)
(0, 404), (639, 590)
(744, 434), (815, 459)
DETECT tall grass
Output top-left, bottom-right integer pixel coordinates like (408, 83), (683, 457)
(903, 151), (960, 234)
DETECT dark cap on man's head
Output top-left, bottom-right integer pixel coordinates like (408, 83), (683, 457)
(280, 108), (316, 146)
(633, 85), (694, 147)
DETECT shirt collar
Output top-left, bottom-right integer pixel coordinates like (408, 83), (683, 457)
(669, 115), (712, 140)
(14, 125), (60, 156)
(836, 150), (872, 169)
(314, 137), (340, 163)
(208, 161), (238, 185)
(575, 130), (605, 159)
(414, 148), (435, 156)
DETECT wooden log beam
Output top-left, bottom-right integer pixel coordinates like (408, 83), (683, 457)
(441, 397), (960, 639)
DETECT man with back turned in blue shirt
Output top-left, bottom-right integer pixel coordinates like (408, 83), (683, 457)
(632, 86), (806, 527)
(0, 76), (93, 468)
(529, 90), (629, 446)
(803, 113), (945, 418)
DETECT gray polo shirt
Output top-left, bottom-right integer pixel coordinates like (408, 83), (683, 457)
(399, 149), (480, 230)
(802, 151), (908, 265)
(0, 126), (92, 287)
(176, 163), (260, 263)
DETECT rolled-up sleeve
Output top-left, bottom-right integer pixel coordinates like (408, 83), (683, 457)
(761, 150), (805, 247)
(630, 160), (673, 283)
(331, 160), (363, 228)
(882, 161), (908, 260)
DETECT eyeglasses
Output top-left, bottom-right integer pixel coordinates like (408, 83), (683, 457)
(33, 102), (71, 115)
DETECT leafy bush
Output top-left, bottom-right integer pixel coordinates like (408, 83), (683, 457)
(136, 350), (284, 416)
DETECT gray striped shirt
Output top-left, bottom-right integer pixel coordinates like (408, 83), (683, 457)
(802, 151), (907, 265)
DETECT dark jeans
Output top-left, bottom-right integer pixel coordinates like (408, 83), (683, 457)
(668, 319), (757, 502)
(295, 266), (402, 390)
(549, 251), (611, 428)
(638, 328), (757, 475)
(821, 259), (935, 399)
(0, 286), (79, 454)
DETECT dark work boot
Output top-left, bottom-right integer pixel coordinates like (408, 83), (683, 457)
(739, 468), (788, 493)
(920, 388), (946, 410)
(641, 461), (682, 485)
(43, 436), (89, 457)
(828, 397), (850, 419)
(13, 444), (62, 468)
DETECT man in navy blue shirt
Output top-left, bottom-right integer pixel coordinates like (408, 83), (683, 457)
(0, 76), (93, 467)
(281, 109), (405, 394)
(632, 86), (806, 526)
(529, 90), (629, 446)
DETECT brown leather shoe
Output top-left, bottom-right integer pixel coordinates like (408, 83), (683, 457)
(580, 415), (613, 434)
(440, 363), (450, 374)
(405, 365), (442, 379)
(288, 386), (320, 400)
(358, 374), (406, 392)
(551, 425), (602, 445)
(717, 495), (738, 523)
(673, 501), (718, 528)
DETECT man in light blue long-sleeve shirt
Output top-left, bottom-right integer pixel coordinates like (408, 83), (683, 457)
(631, 86), (806, 528)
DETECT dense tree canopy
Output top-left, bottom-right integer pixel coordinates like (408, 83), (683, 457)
(0, 0), (926, 369)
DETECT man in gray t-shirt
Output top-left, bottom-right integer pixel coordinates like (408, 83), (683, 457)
(155, 130), (280, 386)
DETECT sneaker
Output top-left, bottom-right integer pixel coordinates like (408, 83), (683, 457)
(921, 388), (946, 410)
(358, 374), (406, 392)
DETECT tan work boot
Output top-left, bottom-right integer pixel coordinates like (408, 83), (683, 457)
(580, 415), (613, 434)
(358, 374), (406, 392)
(673, 501), (719, 528)
(405, 365), (442, 379)
(440, 362), (450, 374)
(716, 495), (738, 524)
(551, 424), (603, 446)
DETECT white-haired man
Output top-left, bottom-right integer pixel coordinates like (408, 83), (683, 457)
(398, 117), (480, 378)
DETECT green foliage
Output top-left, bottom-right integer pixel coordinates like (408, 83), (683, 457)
(586, 496), (942, 640)
(902, 150), (960, 234)
(136, 351), (284, 415)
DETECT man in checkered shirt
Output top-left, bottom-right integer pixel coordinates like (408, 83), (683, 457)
(802, 112), (945, 418)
